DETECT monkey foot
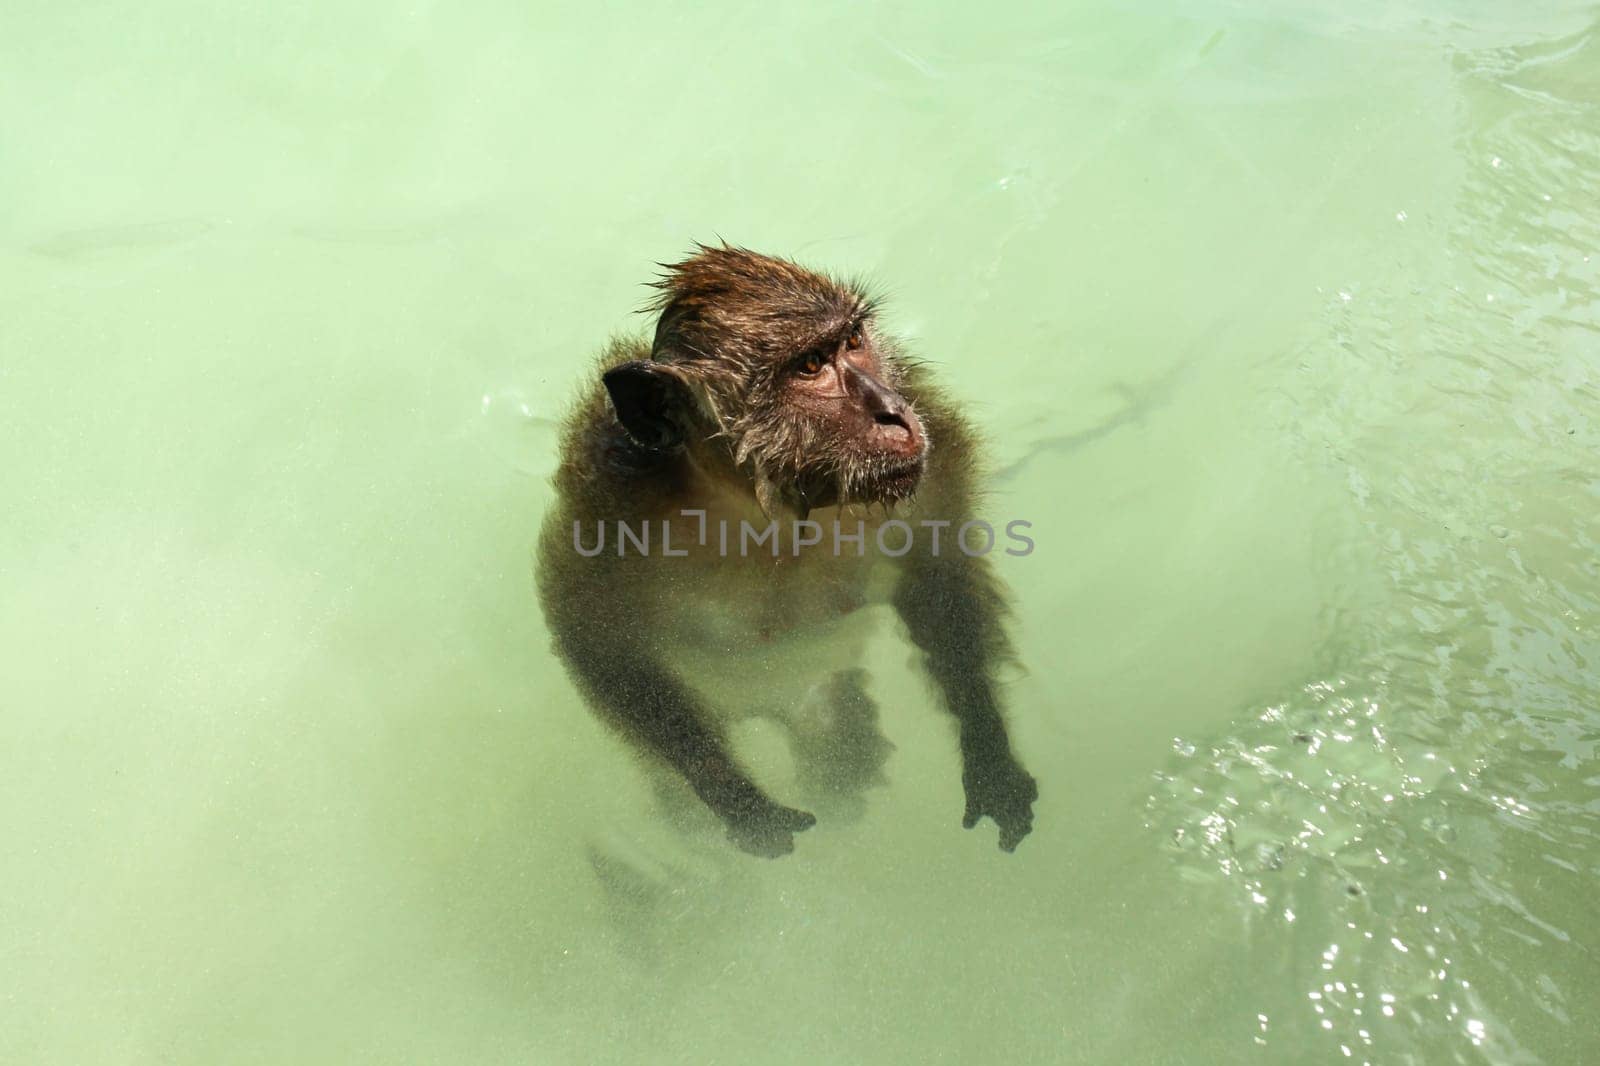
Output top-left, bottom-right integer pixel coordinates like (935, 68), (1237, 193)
(790, 669), (895, 801)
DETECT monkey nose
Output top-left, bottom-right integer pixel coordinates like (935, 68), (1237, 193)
(870, 407), (921, 454)
(874, 409), (912, 437)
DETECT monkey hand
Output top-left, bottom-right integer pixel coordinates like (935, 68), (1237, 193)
(961, 753), (1037, 852)
(723, 798), (817, 859)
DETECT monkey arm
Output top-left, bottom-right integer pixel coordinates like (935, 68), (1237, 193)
(552, 620), (750, 812)
(536, 529), (814, 857)
(889, 379), (1037, 851)
(894, 549), (1037, 852)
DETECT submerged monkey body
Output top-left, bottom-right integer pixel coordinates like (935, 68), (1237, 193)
(537, 246), (1037, 857)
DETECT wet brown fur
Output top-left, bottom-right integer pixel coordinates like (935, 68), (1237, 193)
(536, 244), (1037, 857)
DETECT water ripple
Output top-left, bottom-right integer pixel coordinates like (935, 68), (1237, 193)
(1147, 19), (1600, 1064)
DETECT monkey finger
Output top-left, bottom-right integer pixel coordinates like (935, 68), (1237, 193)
(727, 825), (796, 858)
(997, 819), (1031, 852)
(773, 805), (817, 832)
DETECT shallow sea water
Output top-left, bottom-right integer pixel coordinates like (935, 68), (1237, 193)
(3, 2), (1598, 1063)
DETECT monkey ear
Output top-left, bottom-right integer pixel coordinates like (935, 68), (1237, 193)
(602, 361), (694, 450)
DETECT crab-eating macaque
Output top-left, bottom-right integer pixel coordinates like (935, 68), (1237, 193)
(536, 244), (1037, 857)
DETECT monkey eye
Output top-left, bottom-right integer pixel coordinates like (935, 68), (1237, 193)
(795, 351), (827, 376)
(846, 326), (864, 351)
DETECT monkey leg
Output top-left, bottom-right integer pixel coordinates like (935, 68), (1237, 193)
(783, 669), (894, 816)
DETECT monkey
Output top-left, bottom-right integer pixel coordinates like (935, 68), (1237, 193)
(535, 243), (1037, 858)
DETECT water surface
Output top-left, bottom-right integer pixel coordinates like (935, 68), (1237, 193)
(3, 2), (1598, 1063)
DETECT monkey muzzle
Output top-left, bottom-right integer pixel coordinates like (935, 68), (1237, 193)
(843, 366), (927, 504)
(848, 415), (927, 506)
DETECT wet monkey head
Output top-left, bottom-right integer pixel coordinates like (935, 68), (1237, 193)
(602, 244), (928, 517)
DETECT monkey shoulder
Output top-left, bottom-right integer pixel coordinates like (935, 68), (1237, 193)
(551, 395), (692, 521)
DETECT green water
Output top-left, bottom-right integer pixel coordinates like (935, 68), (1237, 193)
(4, 2), (1598, 1063)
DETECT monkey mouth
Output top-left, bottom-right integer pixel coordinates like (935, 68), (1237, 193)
(784, 452), (924, 511)
(852, 453), (925, 504)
